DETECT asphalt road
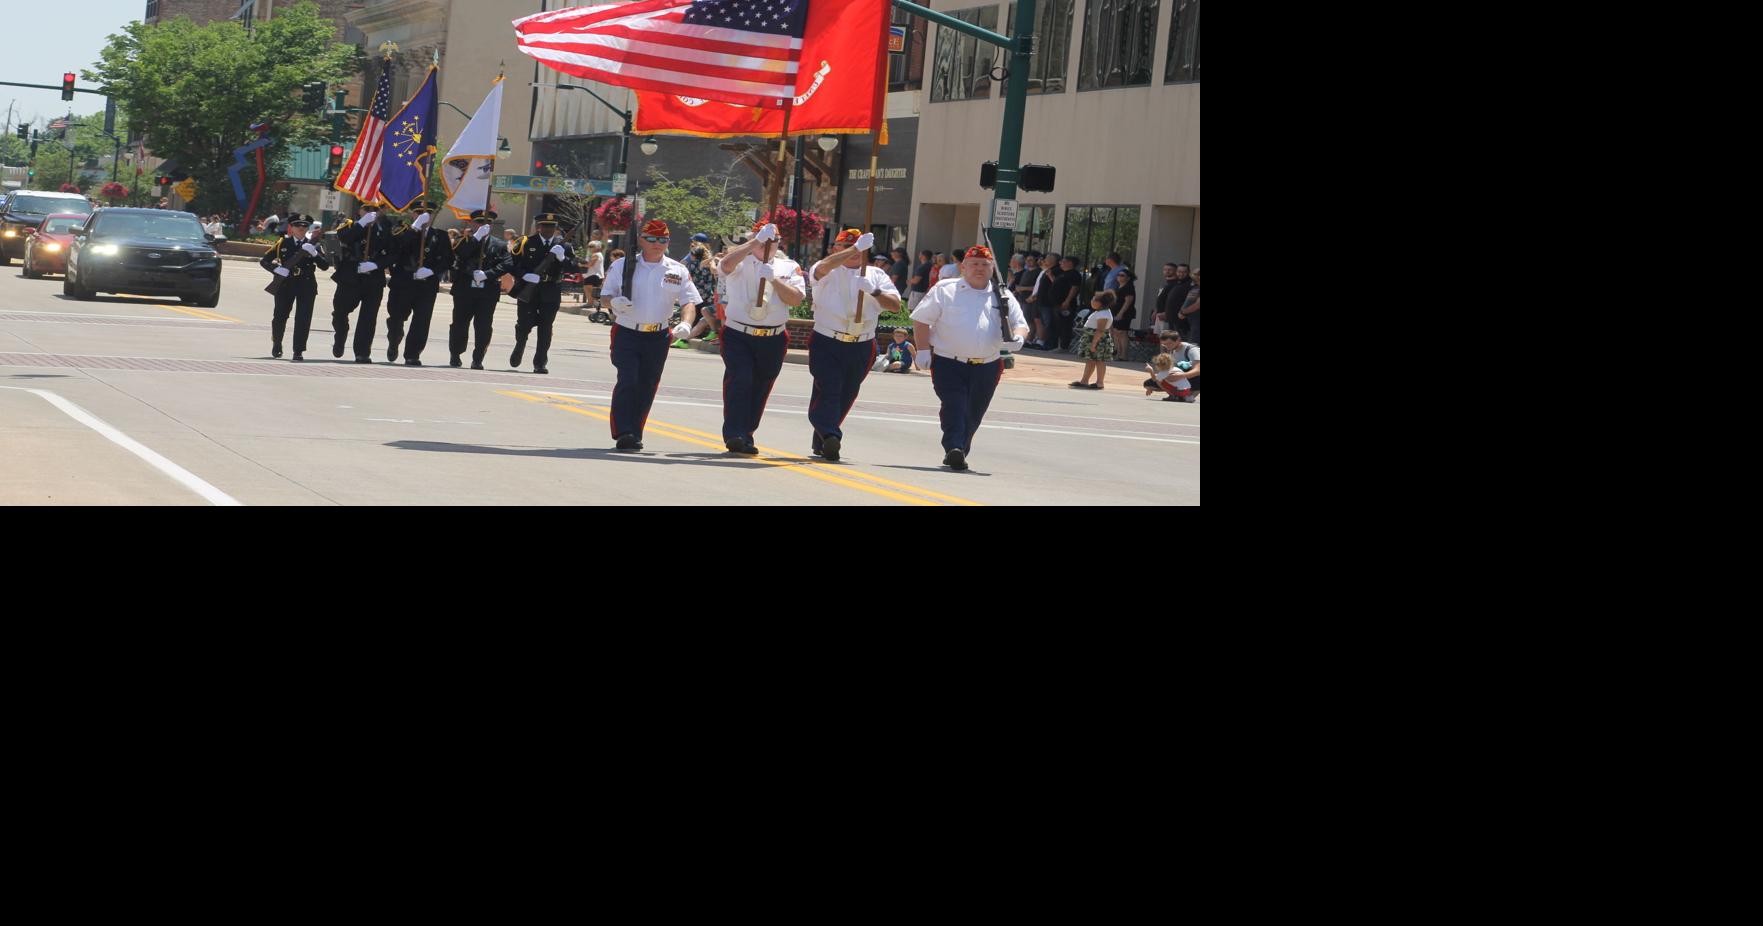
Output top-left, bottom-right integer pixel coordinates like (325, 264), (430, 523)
(0, 257), (1200, 505)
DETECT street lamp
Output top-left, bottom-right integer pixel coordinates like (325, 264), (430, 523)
(640, 137), (658, 156)
(817, 134), (838, 153)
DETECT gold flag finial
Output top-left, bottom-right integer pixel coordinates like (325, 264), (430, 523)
(380, 41), (398, 59)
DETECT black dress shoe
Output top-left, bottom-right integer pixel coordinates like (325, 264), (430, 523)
(533, 366), (548, 375)
(272, 346), (283, 359)
(821, 435), (841, 462)
(355, 356), (372, 364)
(944, 448), (968, 471)
(405, 359), (422, 367)
(615, 433), (641, 451)
(510, 341), (526, 367)
(727, 440), (758, 455)
(333, 343), (345, 359)
(291, 353), (303, 362)
(386, 342), (399, 363)
(449, 356), (462, 368)
(470, 361), (484, 370)
(810, 432), (823, 457)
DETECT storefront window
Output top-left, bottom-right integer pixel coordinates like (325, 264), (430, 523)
(1062, 205), (1141, 272)
(1013, 204), (1054, 255)
(1165, 0), (1200, 83)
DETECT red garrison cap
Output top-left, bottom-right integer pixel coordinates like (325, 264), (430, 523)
(964, 245), (995, 261)
(835, 228), (862, 245)
(642, 218), (670, 237)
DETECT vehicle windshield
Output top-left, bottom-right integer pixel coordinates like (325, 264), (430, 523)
(8, 195), (93, 217)
(92, 212), (206, 241)
(41, 217), (85, 235)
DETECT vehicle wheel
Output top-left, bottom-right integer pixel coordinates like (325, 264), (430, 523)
(22, 252), (38, 279)
(64, 268), (92, 301)
(192, 287), (220, 309)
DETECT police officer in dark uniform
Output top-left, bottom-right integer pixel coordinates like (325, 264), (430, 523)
(330, 205), (392, 363)
(259, 214), (330, 361)
(508, 213), (579, 375)
(449, 209), (513, 370)
(385, 201), (453, 367)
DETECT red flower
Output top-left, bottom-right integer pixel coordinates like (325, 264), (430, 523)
(594, 197), (634, 230)
(758, 207), (826, 243)
(99, 182), (129, 203)
(59, 183), (81, 194)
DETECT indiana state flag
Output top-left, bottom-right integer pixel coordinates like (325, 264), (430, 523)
(380, 64), (440, 211)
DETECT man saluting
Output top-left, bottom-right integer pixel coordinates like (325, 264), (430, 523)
(806, 228), (900, 462)
(600, 218), (700, 451)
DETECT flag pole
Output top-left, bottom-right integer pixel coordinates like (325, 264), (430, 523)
(755, 104), (791, 312)
(863, 25), (889, 235)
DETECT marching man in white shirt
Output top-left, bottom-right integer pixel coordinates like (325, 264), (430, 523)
(909, 245), (1030, 471)
(806, 227), (901, 462)
(716, 218), (806, 455)
(600, 218), (703, 451)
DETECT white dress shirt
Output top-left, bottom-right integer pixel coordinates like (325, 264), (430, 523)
(811, 264), (900, 339)
(603, 255), (703, 328)
(910, 277), (1029, 363)
(723, 253), (804, 326)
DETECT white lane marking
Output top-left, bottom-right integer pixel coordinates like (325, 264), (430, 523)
(0, 310), (233, 323)
(532, 391), (1200, 445)
(365, 418), (483, 425)
(0, 386), (244, 506)
(749, 390), (1199, 429)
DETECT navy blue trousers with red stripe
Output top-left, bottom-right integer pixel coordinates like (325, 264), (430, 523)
(609, 326), (670, 440)
(930, 355), (1005, 454)
(807, 332), (877, 447)
(721, 327), (788, 444)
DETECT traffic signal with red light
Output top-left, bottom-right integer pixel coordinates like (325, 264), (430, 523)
(534, 160), (545, 171)
(61, 72), (75, 101)
(328, 145), (345, 175)
(156, 176), (170, 187)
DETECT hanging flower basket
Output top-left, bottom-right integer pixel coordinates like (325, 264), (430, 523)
(758, 206), (826, 243)
(595, 197), (634, 231)
(99, 182), (129, 204)
(59, 183), (81, 194)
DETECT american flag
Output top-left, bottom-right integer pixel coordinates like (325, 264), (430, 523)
(47, 117), (70, 131)
(514, 0), (810, 109)
(335, 61), (393, 205)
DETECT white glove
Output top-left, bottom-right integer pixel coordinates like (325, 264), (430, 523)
(854, 275), (876, 294)
(1002, 336), (1026, 352)
(756, 263), (776, 280)
(301, 242), (319, 256)
(854, 232), (875, 251)
(611, 296), (633, 314)
(914, 349), (932, 370)
(474, 224), (490, 241)
(549, 244), (566, 259)
(755, 223), (779, 243)
(472, 270), (487, 283)
(414, 267), (435, 281)
(357, 261), (378, 273)
(522, 273), (542, 284)
(357, 211), (378, 227)
(274, 267), (290, 278)
(671, 322), (693, 340)
(411, 212), (431, 231)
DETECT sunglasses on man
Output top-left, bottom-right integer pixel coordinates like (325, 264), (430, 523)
(641, 235), (670, 243)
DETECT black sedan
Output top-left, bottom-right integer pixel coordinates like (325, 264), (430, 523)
(64, 209), (222, 307)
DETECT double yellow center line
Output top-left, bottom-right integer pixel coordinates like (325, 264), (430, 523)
(501, 390), (983, 506)
(155, 304), (243, 323)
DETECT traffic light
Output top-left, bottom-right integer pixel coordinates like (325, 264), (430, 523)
(14, 124), (26, 141)
(61, 72), (75, 102)
(979, 160), (997, 190)
(1020, 163), (1057, 193)
(303, 82), (326, 114)
(534, 159), (545, 171)
(328, 144), (344, 175)
(156, 176), (170, 187)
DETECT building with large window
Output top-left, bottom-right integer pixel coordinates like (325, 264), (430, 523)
(909, 0), (1199, 323)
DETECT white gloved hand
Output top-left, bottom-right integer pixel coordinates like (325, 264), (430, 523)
(411, 212), (431, 231)
(301, 242), (319, 256)
(413, 267), (435, 281)
(472, 270), (487, 283)
(357, 211), (378, 227)
(474, 224), (490, 241)
(357, 261), (378, 273)
(756, 263), (776, 280)
(1002, 336), (1026, 352)
(914, 349), (932, 370)
(611, 296), (633, 314)
(854, 232), (875, 252)
(755, 223), (779, 243)
(274, 267), (290, 278)
(549, 244), (566, 259)
(671, 323), (693, 340)
(522, 273), (542, 284)
(854, 275), (876, 294)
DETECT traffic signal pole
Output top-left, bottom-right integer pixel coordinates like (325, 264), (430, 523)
(888, 0), (1035, 271)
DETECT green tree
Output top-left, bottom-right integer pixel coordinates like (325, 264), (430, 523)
(86, 1), (357, 215)
(21, 110), (133, 193)
(639, 162), (760, 245)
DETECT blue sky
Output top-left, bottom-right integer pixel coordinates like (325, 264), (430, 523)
(4, 0), (145, 130)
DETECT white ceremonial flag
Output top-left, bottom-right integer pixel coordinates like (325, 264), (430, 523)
(442, 77), (505, 220)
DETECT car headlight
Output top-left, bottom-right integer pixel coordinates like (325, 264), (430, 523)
(90, 244), (119, 256)
(43, 243), (61, 253)
(2, 230), (16, 238)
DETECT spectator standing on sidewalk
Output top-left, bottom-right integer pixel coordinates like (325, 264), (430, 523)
(1047, 255), (1084, 351)
(1111, 268), (1138, 357)
(1071, 290), (1116, 389)
(1178, 269), (1200, 344)
(890, 248), (911, 298)
(908, 249), (933, 312)
(583, 241), (606, 310)
(1153, 263), (1192, 334)
(938, 252), (961, 281)
(1103, 252), (1127, 292)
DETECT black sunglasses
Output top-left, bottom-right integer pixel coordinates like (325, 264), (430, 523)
(642, 235), (670, 243)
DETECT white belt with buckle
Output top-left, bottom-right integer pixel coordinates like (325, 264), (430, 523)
(934, 351), (998, 365)
(726, 320), (783, 337)
(617, 318), (665, 333)
(814, 324), (874, 343)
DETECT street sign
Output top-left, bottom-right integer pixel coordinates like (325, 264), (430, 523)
(320, 190), (342, 212)
(889, 26), (907, 53)
(492, 174), (612, 196)
(611, 172), (628, 194)
(990, 197), (1018, 229)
